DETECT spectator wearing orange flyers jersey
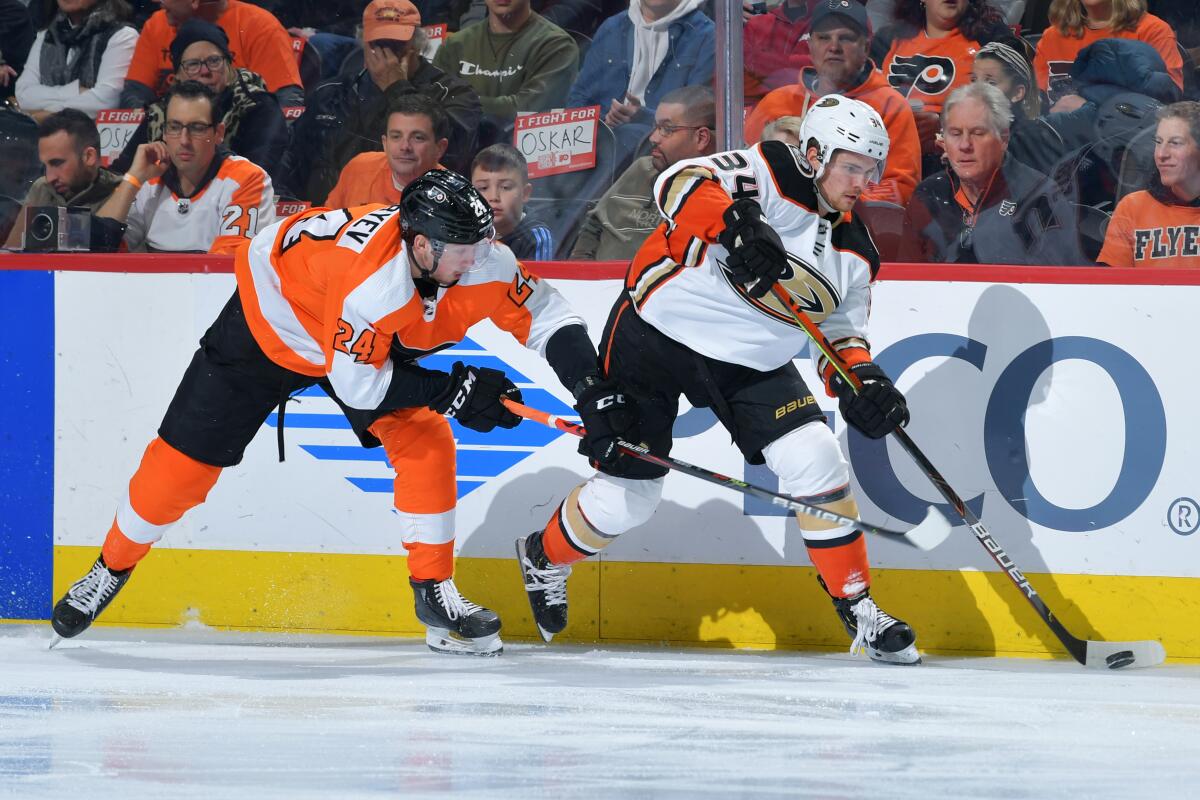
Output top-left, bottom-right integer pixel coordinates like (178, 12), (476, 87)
(1099, 101), (1200, 267)
(324, 93), (448, 208)
(872, 0), (1015, 173)
(746, 0), (921, 204)
(93, 80), (275, 253)
(1033, 0), (1182, 108)
(119, 0), (302, 110)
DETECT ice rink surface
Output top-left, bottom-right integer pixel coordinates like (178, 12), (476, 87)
(1, 625), (1196, 799)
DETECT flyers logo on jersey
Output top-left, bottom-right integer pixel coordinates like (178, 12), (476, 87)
(887, 54), (957, 96)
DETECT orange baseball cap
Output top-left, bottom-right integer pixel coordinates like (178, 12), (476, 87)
(363, 0), (421, 42)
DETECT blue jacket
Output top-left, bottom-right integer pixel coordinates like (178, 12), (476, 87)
(1069, 38), (1182, 105)
(565, 8), (714, 121)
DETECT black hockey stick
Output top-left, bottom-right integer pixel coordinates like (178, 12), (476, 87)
(769, 283), (1166, 669)
(502, 398), (951, 551)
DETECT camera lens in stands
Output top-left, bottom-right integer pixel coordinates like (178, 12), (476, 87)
(30, 213), (55, 241)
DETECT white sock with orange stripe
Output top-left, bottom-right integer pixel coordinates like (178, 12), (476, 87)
(101, 437), (222, 571)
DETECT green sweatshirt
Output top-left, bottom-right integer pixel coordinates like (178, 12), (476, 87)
(433, 12), (578, 121)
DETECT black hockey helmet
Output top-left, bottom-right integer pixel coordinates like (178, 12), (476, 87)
(400, 168), (494, 245)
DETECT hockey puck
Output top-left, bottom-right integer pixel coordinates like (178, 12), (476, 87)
(1106, 650), (1136, 669)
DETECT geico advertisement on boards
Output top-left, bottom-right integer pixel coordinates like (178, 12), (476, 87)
(49, 273), (1198, 578)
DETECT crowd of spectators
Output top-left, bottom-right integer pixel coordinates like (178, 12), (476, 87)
(0, 0), (1196, 266)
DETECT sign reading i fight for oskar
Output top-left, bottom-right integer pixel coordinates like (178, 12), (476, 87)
(514, 106), (600, 179)
(96, 109), (145, 167)
(421, 24), (446, 58)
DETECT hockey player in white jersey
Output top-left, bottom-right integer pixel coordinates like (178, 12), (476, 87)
(516, 95), (921, 664)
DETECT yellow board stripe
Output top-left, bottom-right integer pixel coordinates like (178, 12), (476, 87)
(22, 546), (1195, 662)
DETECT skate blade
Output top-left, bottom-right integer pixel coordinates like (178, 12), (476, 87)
(534, 623), (555, 644)
(865, 642), (922, 665)
(48, 634), (63, 651)
(425, 629), (503, 657)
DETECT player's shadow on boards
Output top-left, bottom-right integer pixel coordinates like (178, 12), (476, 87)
(464, 463), (814, 649)
(893, 283), (1099, 658)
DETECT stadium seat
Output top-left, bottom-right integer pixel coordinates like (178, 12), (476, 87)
(1072, 202), (1111, 262)
(291, 35), (324, 99)
(856, 200), (906, 263)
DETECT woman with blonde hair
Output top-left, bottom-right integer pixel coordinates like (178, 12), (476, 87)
(1033, 0), (1182, 105)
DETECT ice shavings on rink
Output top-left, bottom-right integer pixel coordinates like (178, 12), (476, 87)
(1, 625), (1197, 799)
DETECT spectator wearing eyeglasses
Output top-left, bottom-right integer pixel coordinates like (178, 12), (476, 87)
(111, 19), (288, 186)
(120, 0), (301, 109)
(14, 0), (138, 121)
(94, 79), (275, 253)
(899, 82), (1084, 265)
(570, 85), (715, 261)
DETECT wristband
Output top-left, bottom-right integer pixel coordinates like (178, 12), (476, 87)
(122, 173), (143, 191)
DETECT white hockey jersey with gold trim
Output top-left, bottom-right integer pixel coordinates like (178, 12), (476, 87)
(627, 140), (880, 372)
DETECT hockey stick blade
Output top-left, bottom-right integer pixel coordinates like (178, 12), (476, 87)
(767, 283), (1167, 669)
(501, 399), (950, 550)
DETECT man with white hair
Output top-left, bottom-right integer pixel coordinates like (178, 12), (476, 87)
(900, 81), (1084, 265)
(517, 95), (925, 666)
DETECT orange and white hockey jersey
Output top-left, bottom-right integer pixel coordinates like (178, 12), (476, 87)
(125, 152), (276, 254)
(629, 141), (879, 373)
(882, 28), (981, 115)
(1098, 183), (1200, 268)
(234, 203), (584, 410)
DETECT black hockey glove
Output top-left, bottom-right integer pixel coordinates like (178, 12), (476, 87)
(829, 362), (909, 440)
(716, 198), (789, 299)
(574, 376), (640, 467)
(429, 361), (523, 433)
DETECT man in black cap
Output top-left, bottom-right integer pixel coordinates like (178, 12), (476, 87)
(111, 19), (288, 186)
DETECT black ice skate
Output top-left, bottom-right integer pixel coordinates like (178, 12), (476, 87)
(51, 555), (133, 640)
(410, 577), (503, 656)
(820, 577), (920, 665)
(516, 532), (571, 642)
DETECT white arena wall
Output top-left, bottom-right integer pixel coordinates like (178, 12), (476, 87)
(1, 256), (1195, 661)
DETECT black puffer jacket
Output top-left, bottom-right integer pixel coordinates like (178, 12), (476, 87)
(900, 153), (1087, 265)
(278, 59), (480, 203)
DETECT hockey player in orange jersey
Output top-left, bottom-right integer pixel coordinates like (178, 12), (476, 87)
(517, 96), (922, 665)
(51, 169), (637, 656)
